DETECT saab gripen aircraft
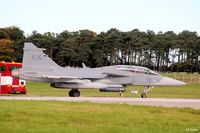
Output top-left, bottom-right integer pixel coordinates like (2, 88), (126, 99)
(12, 43), (186, 98)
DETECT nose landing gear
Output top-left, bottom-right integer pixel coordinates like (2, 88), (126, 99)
(141, 86), (150, 98)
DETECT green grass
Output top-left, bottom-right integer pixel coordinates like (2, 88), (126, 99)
(0, 100), (199, 133)
(15, 82), (199, 99)
(161, 72), (200, 84)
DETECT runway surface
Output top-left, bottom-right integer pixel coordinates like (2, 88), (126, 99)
(0, 96), (200, 109)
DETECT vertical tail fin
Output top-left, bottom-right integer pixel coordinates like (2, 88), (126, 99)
(22, 42), (59, 71)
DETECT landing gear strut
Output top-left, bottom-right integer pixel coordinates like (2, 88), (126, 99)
(119, 91), (123, 97)
(141, 86), (150, 98)
(69, 89), (80, 97)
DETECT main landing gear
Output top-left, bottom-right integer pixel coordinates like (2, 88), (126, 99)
(141, 86), (150, 98)
(69, 89), (80, 97)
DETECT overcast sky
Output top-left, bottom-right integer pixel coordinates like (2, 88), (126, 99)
(1, 0), (200, 35)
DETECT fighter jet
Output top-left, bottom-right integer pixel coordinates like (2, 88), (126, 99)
(12, 43), (186, 98)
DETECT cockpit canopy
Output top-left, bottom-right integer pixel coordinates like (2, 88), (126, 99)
(116, 65), (160, 75)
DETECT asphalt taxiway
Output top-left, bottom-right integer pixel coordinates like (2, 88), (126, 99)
(0, 96), (200, 109)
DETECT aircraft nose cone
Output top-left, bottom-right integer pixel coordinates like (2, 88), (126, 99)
(155, 77), (186, 86)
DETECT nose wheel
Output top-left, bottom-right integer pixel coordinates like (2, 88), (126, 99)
(141, 86), (150, 98)
(141, 93), (147, 98)
(69, 89), (80, 97)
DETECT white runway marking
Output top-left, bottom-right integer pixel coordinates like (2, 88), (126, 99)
(0, 96), (200, 109)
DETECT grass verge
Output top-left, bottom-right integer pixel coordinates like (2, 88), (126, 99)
(0, 100), (200, 133)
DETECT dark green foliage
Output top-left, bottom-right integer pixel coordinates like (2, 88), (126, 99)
(0, 26), (200, 72)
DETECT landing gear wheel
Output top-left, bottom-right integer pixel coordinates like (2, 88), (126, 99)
(69, 90), (73, 97)
(69, 89), (80, 97)
(141, 86), (150, 98)
(72, 89), (80, 97)
(141, 93), (147, 98)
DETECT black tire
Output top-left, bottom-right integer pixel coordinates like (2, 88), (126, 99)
(69, 90), (73, 97)
(72, 89), (80, 97)
(69, 89), (80, 97)
(141, 93), (147, 98)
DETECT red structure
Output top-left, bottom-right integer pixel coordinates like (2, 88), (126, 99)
(0, 61), (26, 94)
